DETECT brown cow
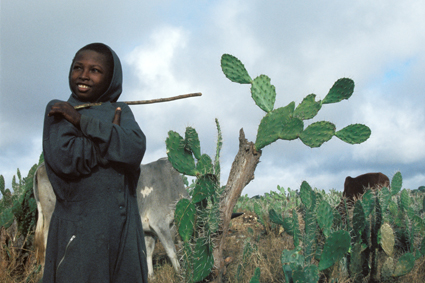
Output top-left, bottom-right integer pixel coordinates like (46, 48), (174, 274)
(337, 172), (390, 213)
(343, 172), (390, 200)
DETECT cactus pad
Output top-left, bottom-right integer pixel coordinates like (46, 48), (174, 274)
(192, 174), (218, 203)
(292, 265), (319, 283)
(196, 154), (214, 175)
(294, 93), (322, 120)
(335, 123), (371, 144)
(391, 172), (402, 196)
(281, 247), (304, 268)
(322, 78), (354, 104)
(249, 267), (261, 283)
(175, 198), (196, 242)
(400, 189), (410, 212)
(269, 208), (285, 226)
(0, 207), (14, 229)
(221, 54), (252, 84)
(380, 187), (391, 217)
(362, 190), (374, 217)
(300, 181), (314, 208)
(192, 237), (214, 282)
(349, 243), (363, 281)
(166, 131), (197, 176)
(251, 74), (276, 113)
(381, 257), (394, 281)
(352, 200), (365, 242)
(318, 230), (351, 271)
(299, 121), (336, 148)
(255, 102), (303, 150)
(185, 127), (202, 160)
(393, 252), (415, 277)
(317, 201), (333, 237)
(380, 223), (395, 257)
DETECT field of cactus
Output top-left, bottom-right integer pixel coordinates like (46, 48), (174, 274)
(1, 164), (425, 282)
(148, 177), (425, 283)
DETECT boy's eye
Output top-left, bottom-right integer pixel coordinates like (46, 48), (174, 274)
(91, 68), (101, 73)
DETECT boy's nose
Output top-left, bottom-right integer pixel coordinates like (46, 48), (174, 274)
(80, 69), (90, 80)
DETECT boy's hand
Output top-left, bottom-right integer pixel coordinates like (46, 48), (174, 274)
(48, 102), (81, 128)
(112, 107), (121, 125)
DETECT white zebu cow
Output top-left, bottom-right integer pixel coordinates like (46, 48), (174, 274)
(33, 157), (187, 277)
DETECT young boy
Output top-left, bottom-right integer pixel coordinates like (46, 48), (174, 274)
(42, 43), (148, 282)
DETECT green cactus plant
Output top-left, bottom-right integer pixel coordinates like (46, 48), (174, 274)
(167, 53), (372, 281)
(318, 230), (351, 271)
(380, 223), (395, 257)
(249, 267), (261, 283)
(393, 252), (415, 277)
(317, 200), (333, 238)
(168, 123), (223, 282)
(220, 54), (371, 151)
(271, 181), (352, 283)
(346, 171), (424, 282)
(391, 171), (403, 196)
(0, 175), (14, 229)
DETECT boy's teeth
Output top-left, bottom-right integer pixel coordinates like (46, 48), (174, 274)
(78, 84), (89, 89)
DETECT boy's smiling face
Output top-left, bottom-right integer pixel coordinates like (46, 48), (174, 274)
(70, 50), (112, 102)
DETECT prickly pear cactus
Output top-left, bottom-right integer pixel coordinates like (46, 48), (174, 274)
(318, 230), (351, 271)
(220, 54), (252, 84)
(249, 267), (261, 283)
(322, 77), (354, 104)
(0, 175), (14, 229)
(393, 252), (415, 277)
(174, 198), (196, 242)
(166, 130), (197, 176)
(281, 247), (304, 283)
(317, 200), (333, 238)
(251, 74), (276, 113)
(391, 171), (402, 196)
(221, 54), (371, 151)
(292, 264), (319, 283)
(352, 200), (366, 243)
(167, 122), (223, 282)
(380, 223), (395, 257)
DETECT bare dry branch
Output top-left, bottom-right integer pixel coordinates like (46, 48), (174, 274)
(74, 92), (202, 110)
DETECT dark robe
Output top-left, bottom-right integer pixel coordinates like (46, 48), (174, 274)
(42, 44), (148, 283)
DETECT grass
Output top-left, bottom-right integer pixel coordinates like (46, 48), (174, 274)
(0, 223), (43, 283)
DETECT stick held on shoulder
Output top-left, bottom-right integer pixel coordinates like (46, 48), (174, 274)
(74, 92), (202, 110)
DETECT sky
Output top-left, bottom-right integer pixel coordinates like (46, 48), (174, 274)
(1, 0), (425, 197)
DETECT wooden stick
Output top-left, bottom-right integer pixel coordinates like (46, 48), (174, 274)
(74, 92), (202, 110)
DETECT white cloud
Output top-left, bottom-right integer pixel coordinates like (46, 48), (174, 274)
(353, 93), (425, 164)
(125, 26), (190, 97)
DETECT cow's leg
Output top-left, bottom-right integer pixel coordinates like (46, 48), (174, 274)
(144, 234), (156, 278)
(151, 223), (180, 273)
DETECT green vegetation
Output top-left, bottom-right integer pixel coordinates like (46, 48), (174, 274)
(166, 53), (371, 281)
(0, 154), (44, 282)
(220, 54), (371, 151)
(239, 172), (425, 283)
(167, 119), (223, 282)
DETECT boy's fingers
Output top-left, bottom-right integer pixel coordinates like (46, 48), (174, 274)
(112, 107), (122, 125)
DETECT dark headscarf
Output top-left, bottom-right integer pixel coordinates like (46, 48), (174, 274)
(68, 43), (123, 105)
